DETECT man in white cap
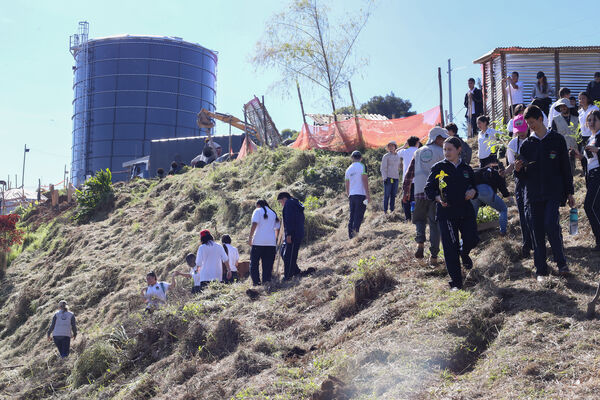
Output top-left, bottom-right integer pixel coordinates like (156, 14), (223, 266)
(551, 97), (579, 174)
(380, 140), (402, 213)
(402, 127), (449, 264)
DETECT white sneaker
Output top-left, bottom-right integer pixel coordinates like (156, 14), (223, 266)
(536, 275), (545, 283)
(450, 287), (460, 292)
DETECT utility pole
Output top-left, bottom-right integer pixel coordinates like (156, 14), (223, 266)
(438, 67), (445, 126)
(447, 59), (453, 122)
(21, 144), (29, 189)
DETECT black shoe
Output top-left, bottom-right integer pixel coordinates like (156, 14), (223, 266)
(558, 265), (570, 276)
(461, 254), (473, 270)
(415, 247), (424, 259)
(300, 267), (316, 277)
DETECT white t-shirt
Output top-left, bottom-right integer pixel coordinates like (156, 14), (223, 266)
(145, 282), (170, 306)
(478, 128), (497, 159)
(586, 135), (600, 172)
(251, 207), (280, 246)
(345, 162), (367, 196)
(224, 244), (239, 272)
(189, 267), (202, 286)
(507, 81), (524, 105)
(579, 105), (599, 138)
(398, 147), (418, 177)
(507, 136), (526, 165)
(196, 241), (228, 282)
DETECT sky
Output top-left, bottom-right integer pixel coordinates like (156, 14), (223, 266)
(1, 0), (598, 190)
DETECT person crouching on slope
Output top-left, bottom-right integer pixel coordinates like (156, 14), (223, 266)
(425, 136), (480, 290)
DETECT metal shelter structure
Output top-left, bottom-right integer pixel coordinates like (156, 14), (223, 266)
(473, 46), (600, 121)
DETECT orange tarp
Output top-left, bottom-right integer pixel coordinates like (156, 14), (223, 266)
(237, 135), (258, 160)
(291, 106), (441, 152)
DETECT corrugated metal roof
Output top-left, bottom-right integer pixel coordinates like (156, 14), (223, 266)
(474, 46), (600, 64)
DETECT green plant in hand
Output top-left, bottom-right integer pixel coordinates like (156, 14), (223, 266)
(73, 169), (114, 224)
(489, 119), (512, 157)
(477, 205), (499, 223)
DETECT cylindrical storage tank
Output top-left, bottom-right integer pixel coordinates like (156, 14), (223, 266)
(70, 35), (217, 185)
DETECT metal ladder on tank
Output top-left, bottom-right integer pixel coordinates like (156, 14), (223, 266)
(69, 21), (90, 185)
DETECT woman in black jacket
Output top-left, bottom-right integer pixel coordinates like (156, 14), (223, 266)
(573, 109), (600, 250)
(425, 137), (480, 290)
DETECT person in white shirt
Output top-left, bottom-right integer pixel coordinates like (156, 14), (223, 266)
(397, 136), (420, 220)
(506, 71), (524, 116)
(476, 115), (499, 167)
(172, 253), (206, 294)
(380, 140), (402, 213)
(221, 234), (239, 283)
(578, 91), (599, 172)
(248, 200), (281, 286)
(572, 110), (600, 250)
(547, 87), (571, 129)
(506, 115), (532, 257)
(193, 230), (229, 289)
(142, 272), (172, 312)
(345, 150), (370, 238)
(46, 300), (77, 358)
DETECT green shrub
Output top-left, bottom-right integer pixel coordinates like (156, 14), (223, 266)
(303, 195), (323, 211)
(73, 169), (114, 224)
(71, 341), (118, 387)
(194, 198), (219, 223)
(477, 206), (499, 223)
(302, 165), (345, 191)
(303, 212), (336, 244)
(280, 152), (316, 184)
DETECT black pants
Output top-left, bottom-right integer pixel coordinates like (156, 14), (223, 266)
(348, 195), (367, 238)
(250, 245), (275, 285)
(479, 154), (498, 168)
(222, 271), (239, 284)
(438, 210), (480, 289)
(525, 199), (566, 275)
(281, 241), (302, 279)
(53, 336), (71, 358)
(515, 179), (533, 251)
(402, 183), (415, 221)
(585, 168), (600, 246)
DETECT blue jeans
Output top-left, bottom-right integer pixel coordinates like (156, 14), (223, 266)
(471, 184), (507, 234)
(383, 178), (399, 212)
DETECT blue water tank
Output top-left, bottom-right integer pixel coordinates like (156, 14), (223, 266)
(70, 35), (217, 185)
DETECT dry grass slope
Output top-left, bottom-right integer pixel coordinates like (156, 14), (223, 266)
(0, 144), (599, 399)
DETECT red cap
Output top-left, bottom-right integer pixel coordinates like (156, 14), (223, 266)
(200, 229), (211, 238)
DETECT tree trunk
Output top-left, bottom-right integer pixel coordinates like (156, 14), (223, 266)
(0, 252), (6, 280)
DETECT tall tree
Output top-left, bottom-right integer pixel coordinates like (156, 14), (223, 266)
(360, 92), (415, 119)
(252, 0), (372, 121)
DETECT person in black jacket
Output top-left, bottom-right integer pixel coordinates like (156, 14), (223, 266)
(572, 110), (600, 250)
(515, 105), (575, 279)
(586, 72), (600, 102)
(425, 137), (480, 290)
(277, 192), (305, 280)
(464, 78), (484, 138)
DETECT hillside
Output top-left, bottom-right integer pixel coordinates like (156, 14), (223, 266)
(1, 145), (600, 400)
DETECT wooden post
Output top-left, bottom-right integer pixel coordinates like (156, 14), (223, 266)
(262, 95), (269, 148)
(296, 81), (308, 127)
(50, 184), (58, 207)
(228, 121), (232, 156)
(438, 67), (445, 126)
(500, 53), (508, 122)
(554, 50), (561, 98)
(37, 179), (41, 202)
(348, 81), (364, 149)
(68, 183), (75, 203)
